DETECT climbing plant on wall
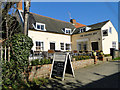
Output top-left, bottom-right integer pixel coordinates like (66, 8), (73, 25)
(2, 34), (33, 89)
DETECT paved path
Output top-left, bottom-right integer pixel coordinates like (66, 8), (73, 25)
(44, 60), (120, 89)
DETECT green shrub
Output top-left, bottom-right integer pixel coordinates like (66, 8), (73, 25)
(29, 78), (48, 89)
(31, 58), (51, 66)
(113, 57), (120, 60)
(2, 34), (33, 89)
(104, 54), (111, 57)
(31, 59), (40, 66)
(72, 55), (91, 61)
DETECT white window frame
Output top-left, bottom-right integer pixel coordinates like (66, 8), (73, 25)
(35, 41), (44, 51)
(62, 28), (71, 34)
(102, 29), (108, 36)
(60, 42), (64, 50)
(65, 43), (71, 51)
(79, 27), (86, 33)
(33, 22), (46, 31)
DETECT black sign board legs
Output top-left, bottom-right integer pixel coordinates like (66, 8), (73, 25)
(62, 53), (75, 81)
(50, 53), (75, 81)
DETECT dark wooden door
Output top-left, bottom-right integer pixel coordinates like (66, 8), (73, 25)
(91, 42), (99, 50)
(50, 43), (55, 50)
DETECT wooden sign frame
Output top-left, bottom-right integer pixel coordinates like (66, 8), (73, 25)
(50, 52), (75, 81)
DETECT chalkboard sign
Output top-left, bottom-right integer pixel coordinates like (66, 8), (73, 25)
(50, 52), (75, 81)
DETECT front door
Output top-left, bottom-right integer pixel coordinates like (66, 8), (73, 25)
(91, 42), (99, 51)
(50, 43), (55, 50)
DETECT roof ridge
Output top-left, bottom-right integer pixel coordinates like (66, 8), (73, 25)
(87, 20), (110, 26)
(30, 12), (72, 24)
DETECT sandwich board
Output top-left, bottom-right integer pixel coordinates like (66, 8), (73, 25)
(50, 52), (75, 81)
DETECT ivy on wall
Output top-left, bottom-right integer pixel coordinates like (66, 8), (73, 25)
(2, 34), (33, 89)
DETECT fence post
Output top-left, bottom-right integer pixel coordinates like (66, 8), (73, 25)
(8, 46), (10, 62)
(0, 46), (2, 61)
(4, 46), (6, 63)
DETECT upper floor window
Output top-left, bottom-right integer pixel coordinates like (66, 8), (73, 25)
(109, 27), (112, 34)
(33, 22), (46, 31)
(63, 28), (71, 34)
(79, 27), (86, 33)
(103, 29), (108, 36)
(112, 41), (116, 49)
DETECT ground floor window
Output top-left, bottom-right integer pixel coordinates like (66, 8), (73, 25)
(60, 43), (64, 50)
(83, 44), (87, 50)
(112, 41), (116, 49)
(36, 41), (44, 51)
(78, 44), (81, 50)
(66, 44), (71, 50)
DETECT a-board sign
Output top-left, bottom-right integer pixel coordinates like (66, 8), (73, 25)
(50, 52), (75, 81)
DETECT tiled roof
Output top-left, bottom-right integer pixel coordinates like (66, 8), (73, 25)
(87, 20), (110, 30)
(74, 23), (86, 28)
(28, 12), (75, 34)
(72, 20), (110, 34)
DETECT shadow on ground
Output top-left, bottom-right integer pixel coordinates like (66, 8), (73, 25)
(81, 72), (120, 88)
(41, 72), (120, 89)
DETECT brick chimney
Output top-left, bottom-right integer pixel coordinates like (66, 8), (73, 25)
(70, 19), (76, 24)
(17, 0), (23, 10)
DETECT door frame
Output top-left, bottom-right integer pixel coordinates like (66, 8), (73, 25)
(49, 42), (56, 50)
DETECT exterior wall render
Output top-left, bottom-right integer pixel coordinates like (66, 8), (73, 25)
(101, 21), (118, 54)
(28, 30), (71, 51)
(71, 30), (102, 51)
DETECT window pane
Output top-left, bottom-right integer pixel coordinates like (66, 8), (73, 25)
(36, 41), (44, 51)
(36, 41), (39, 46)
(66, 30), (70, 33)
(109, 27), (112, 34)
(66, 44), (70, 50)
(60, 43), (64, 50)
(112, 42), (116, 49)
(103, 30), (108, 36)
(78, 44), (81, 50)
(83, 44), (87, 50)
(83, 28), (86, 32)
(41, 25), (44, 30)
(66, 29), (71, 34)
(37, 25), (40, 29)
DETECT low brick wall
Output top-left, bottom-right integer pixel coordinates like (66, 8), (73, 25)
(29, 64), (52, 81)
(72, 59), (94, 70)
(104, 56), (112, 61)
(29, 56), (112, 80)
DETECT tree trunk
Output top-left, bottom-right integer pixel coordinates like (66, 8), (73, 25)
(0, 1), (2, 61)
(24, 0), (31, 35)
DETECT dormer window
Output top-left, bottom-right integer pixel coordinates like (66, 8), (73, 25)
(79, 27), (91, 33)
(62, 28), (71, 34)
(80, 27), (86, 33)
(33, 22), (46, 31)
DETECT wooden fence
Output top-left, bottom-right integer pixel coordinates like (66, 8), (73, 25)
(0, 46), (11, 62)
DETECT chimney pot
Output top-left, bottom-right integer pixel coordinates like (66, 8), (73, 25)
(17, 0), (23, 10)
(70, 19), (76, 24)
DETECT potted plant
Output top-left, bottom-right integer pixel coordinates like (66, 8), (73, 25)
(79, 50), (83, 53)
(92, 51), (97, 64)
(85, 50), (88, 53)
(99, 50), (104, 61)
